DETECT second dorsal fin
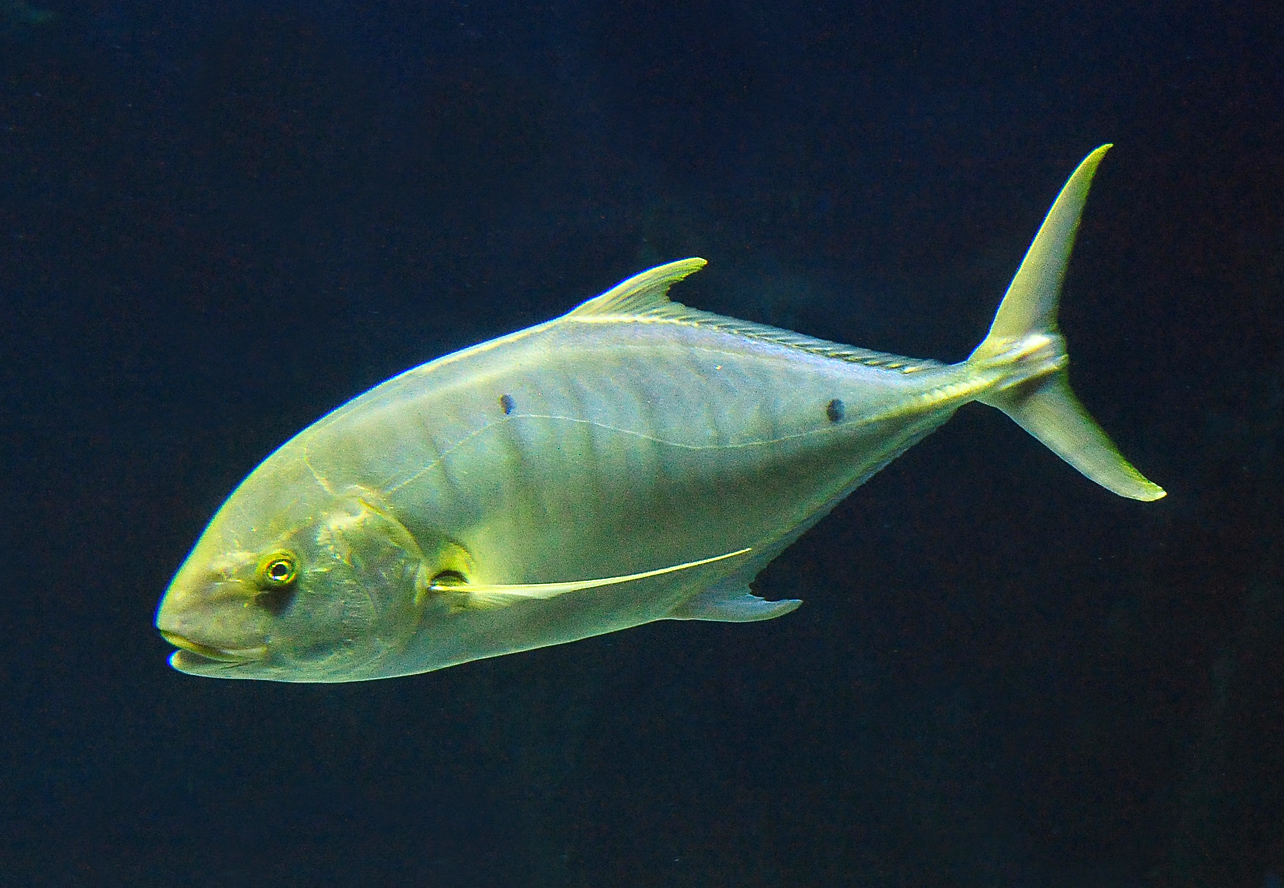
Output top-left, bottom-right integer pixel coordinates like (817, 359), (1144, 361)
(563, 257), (942, 374)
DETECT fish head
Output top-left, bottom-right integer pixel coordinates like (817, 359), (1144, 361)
(157, 457), (443, 681)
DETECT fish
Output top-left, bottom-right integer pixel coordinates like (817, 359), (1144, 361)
(156, 145), (1164, 683)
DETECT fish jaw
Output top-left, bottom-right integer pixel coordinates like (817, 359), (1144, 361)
(155, 555), (273, 671)
(161, 632), (268, 675)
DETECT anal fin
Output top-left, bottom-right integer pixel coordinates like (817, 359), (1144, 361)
(666, 581), (802, 623)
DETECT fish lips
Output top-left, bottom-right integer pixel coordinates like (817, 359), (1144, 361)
(160, 630), (268, 670)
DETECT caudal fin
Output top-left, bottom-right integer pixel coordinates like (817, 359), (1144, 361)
(969, 145), (1165, 501)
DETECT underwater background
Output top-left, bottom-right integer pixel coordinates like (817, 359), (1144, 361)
(2, 1), (1281, 886)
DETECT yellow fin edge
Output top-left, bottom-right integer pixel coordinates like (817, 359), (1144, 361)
(433, 547), (753, 611)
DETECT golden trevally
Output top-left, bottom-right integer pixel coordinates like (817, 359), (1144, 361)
(156, 145), (1163, 683)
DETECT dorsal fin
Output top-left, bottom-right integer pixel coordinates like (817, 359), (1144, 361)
(566, 257), (709, 318)
(564, 258), (942, 374)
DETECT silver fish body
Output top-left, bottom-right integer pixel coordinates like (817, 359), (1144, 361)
(157, 146), (1163, 682)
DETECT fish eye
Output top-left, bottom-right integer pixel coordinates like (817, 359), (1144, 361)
(258, 551), (299, 589)
(255, 551), (299, 615)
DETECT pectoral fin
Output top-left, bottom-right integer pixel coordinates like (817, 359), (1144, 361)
(435, 547), (753, 611)
(666, 581), (802, 622)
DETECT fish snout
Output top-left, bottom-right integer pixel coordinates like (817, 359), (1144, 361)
(156, 575), (271, 667)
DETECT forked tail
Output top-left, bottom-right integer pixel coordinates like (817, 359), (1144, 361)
(968, 145), (1165, 501)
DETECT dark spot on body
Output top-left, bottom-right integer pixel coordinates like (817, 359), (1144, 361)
(499, 394), (516, 415)
(825, 398), (845, 423)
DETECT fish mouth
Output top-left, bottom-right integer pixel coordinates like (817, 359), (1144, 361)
(160, 630), (267, 667)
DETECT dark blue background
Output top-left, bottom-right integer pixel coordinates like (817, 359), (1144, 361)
(2, 1), (1281, 886)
